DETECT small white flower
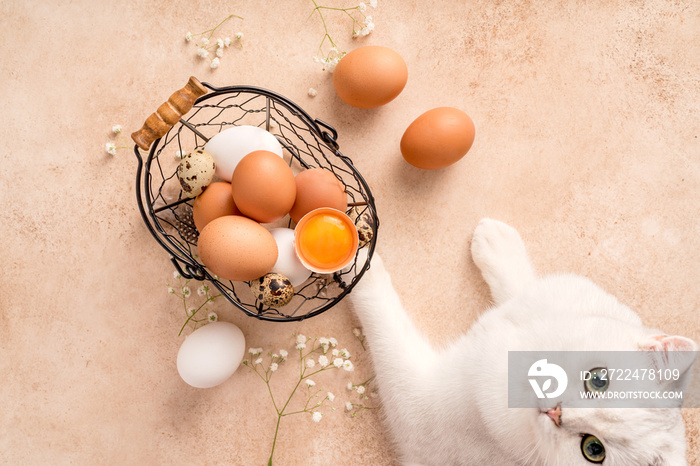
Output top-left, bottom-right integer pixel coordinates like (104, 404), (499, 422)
(197, 47), (209, 58)
(332, 349), (340, 357)
(188, 307), (197, 316)
(182, 286), (191, 297)
(105, 142), (117, 156)
(364, 15), (373, 25)
(296, 343), (306, 350)
(296, 334), (307, 345)
(305, 379), (316, 387)
(254, 357), (263, 365)
(167, 287), (175, 294)
(313, 55), (321, 63)
(318, 355), (329, 367)
(210, 57), (220, 69)
(345, 401), (353, 411)
(235, 32), (243, 40)
(207, 312), (217, 322)
(353, 328), (362, 337)
(327, 392), (335, 402)
(279, 349), (288, 360)
(112, 125), (122, 134)
(216, 47), (224, 58)
(370, 0), (377, 7)
(185, 32), (193, 42)
(173, 271), (181, 279)
(270, 363), (278, 372)
(312, 411), (323, 423)
(347, 382), (354, 390)
(339, 348), (351, 359)
(308, 87), (318, 97)
(200, 37), (210, 45)
(216, 38), (224, 48)
(333, 358), (343, 368)
(306, 359), (316, 368)
(358, 2), (367, 11)
(272, 353), (279, 359)
(343, 360), (354, 372)
(249, 347), (262, 355)
(329, 338), (338, 347)
(197, 285), (207, 296)
(224, 37), (232, 47)
(356, 385), (366, 395)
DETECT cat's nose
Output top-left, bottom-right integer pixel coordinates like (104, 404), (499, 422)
(546, 405), (562, 426)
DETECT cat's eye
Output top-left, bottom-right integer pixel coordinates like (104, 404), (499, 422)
(581, 434), (606, 463)
(584, 367), (609, 393)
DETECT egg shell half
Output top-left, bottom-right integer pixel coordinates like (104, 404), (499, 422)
(400, 107), (475, 170)
(289, 168), (348, 224)
(204, 125), (283, 182)
(176, 321), (246, 389)
(192, 181), (241, 232)
(294, 208), (359, 274)
(232, 150), (296, 223)
(197, 215), (278, 281)
(269, 228), (312, 287)
(333, 46), (408, 109)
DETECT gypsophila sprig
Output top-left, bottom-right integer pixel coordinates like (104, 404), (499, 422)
(345, 374), (378, 417)
(166, 271), (222, 335)
(242, 334), (355, 465)
(185, 14), (244, 70)
(104, 124), (132, 156)
(309, 0), (378, 71)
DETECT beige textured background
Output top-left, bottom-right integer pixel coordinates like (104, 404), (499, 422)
(1, 0), (698, 464)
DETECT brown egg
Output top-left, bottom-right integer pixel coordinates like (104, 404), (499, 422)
(192, 182), (241, 232)
(289, 168), (347, 224)
(400, 107), (475, 170)
(197, 215), (278, 281)
(232, 150), (296, 223)
(333, 46), (408, 108)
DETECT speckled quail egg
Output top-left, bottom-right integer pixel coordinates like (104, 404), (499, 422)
(177, 149), (216, 198)
(348, 206), (374, 248)
(250, 273), (294, 307)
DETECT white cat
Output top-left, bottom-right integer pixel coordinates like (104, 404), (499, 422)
(348, 218), (697, 465)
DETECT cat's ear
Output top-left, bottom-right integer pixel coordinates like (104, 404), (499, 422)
(638, 334), (698, 375)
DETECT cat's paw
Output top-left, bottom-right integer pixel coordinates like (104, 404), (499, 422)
(471, 218), (536, 304)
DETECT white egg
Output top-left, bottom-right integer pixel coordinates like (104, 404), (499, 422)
(176, 321), (246, 388)
(204, 125), (283, 181)
(269, 228), (312, 287)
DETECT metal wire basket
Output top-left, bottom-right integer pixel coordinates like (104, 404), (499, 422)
(133, 77), (378, 321)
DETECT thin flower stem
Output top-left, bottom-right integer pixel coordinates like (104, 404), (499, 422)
(301, 365), (334, 379)
(177, 293), (222, 336)
(265, 379), (280, 414)
(268, 415), (282, 466)
(195, 14), (244, 39)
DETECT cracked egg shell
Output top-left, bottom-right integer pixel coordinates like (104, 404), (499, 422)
(177, 149), (216, 198)
(250, 273), (294, 307)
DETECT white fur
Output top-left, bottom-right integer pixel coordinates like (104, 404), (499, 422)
(349, 219), (696, 466)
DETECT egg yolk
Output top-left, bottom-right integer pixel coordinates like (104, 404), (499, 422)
(297, 213), (354, 269)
